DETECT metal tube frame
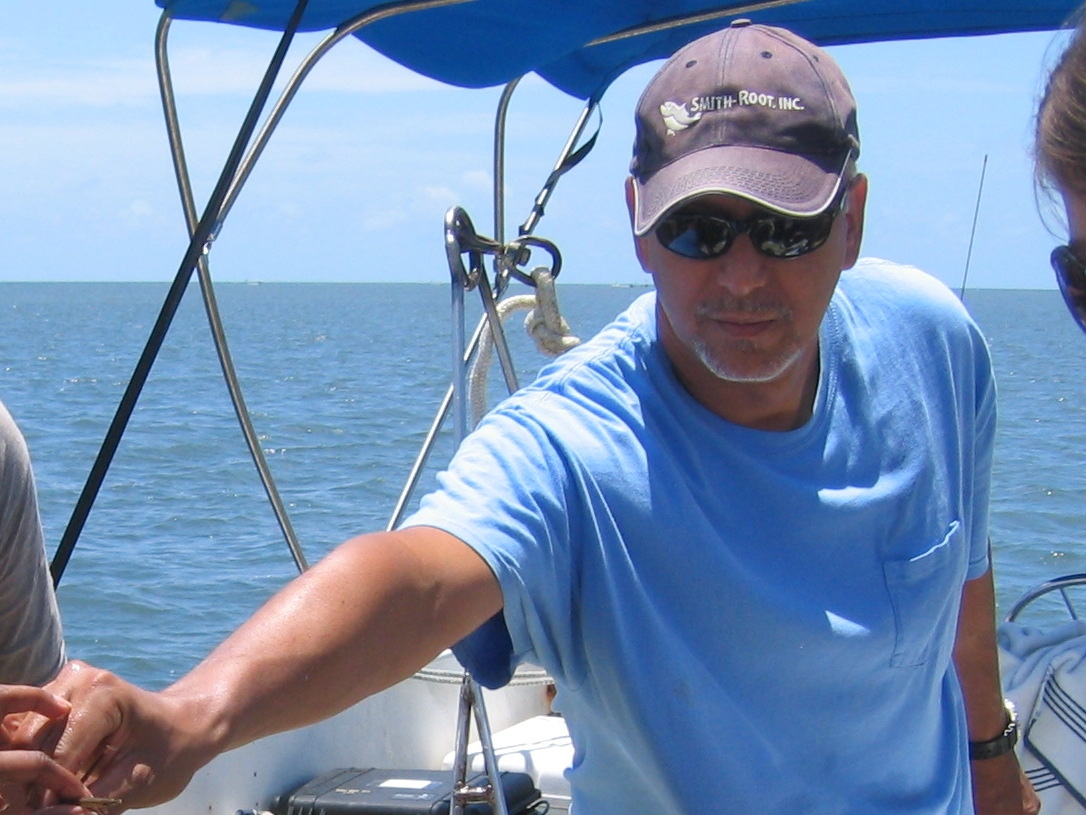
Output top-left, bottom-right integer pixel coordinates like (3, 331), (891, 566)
(151, 0), (474, 573)
(451, 676), (511, 815)
(387, 81), (598, 530)
(155, 11), (308, 573)
(1007, 573), (1086, 622)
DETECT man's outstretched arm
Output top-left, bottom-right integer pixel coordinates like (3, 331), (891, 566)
(41, 526), (502, 811)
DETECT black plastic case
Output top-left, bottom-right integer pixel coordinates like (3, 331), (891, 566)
(277, 767), (541, 815)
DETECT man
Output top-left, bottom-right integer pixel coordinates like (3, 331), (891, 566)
(9, 21), (1034, 814)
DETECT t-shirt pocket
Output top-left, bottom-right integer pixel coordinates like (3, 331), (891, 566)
(882, 521), (962, 668)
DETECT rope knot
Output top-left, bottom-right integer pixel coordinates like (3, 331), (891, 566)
(523, 268), (580, 357)
(467, 267), (581, 427)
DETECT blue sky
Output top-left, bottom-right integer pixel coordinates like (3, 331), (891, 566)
(0, 3), (1071, 288)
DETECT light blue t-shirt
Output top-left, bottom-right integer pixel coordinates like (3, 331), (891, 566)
(404, 258), (996, 814)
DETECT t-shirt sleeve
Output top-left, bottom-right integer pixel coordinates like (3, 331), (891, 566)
(0, 402), (66, 685)
(401, 398), (580, 689)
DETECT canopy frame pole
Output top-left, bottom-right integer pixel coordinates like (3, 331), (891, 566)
(154, 11), (309, 573)
(50, 0), (314, 585)
(49, 0), (475, 584)
(216, 0), (477, 235)
(386, 81), (594, 530)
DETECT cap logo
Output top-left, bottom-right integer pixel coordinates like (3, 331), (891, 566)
(691, 91), (807, 113)
(659, 101), (701, 135)
(661, 91), (808, 135)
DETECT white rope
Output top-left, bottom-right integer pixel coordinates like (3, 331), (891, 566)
(468, 268), (580, 427)
(524, 269), (581, 357)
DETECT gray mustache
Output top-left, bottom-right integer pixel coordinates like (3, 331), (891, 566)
(695, 300), (790, 319)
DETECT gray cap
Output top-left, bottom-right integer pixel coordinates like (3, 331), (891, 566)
(629, 20), (860, 235)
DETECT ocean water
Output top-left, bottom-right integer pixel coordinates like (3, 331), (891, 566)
(1, 282), (1085, 691)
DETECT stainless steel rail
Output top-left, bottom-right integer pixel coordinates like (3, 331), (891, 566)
(1006, 573), (1086, 623)
(152, 0), (474, 573)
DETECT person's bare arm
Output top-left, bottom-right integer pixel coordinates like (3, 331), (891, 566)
(953, 568), (1039, 815)
(42, 527), (502, 811)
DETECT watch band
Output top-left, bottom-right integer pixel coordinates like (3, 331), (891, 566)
(969, 699), (1019, 760)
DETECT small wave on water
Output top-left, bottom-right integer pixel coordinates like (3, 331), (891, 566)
(0, 282), (1084, 689)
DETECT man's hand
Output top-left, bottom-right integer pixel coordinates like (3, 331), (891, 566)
(20, 662), (212, 814)
(0, 685), (92, 813)
(970, 754), (1041, 815)
(18, 529), (503, 814)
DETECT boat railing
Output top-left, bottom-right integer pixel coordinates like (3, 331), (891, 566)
(48, 0), (477, 585)
(1005, 573), (1086, 623)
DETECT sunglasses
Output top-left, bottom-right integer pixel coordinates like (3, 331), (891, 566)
(655, 200), (843, 261)
(1052, 245), (1086, 335)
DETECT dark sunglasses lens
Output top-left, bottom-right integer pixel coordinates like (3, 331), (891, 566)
(1052, 246), (1086, 335)
(657, 210), (837, 260)
(657, 214), (733, 259)
(750, 214), (835, 258)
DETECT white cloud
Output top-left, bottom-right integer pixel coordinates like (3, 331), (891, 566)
(126, 199), (155, 218)
(0, 35), (456, 113)
(423, 186), (459, 204)
(0, 60), (158, 108)
(360, 206), (409, 232)
(462, 170), (492, 191)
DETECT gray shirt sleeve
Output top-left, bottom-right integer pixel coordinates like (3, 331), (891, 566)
(0, 401), (65, 685)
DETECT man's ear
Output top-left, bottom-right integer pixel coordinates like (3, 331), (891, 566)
(842, 173), (868, 270)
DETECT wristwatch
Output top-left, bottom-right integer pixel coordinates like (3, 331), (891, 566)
(969, 699), (1019, 760)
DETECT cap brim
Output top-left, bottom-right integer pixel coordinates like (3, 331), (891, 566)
(631, 145), (851, 236)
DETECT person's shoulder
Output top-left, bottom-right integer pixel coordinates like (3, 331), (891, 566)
(488, 290), (657, 429)
(832, 258), (992, 377)
(0, 399), (31, 460)
(837, 257), (971, 323)
(529, 290), (657, 387)
(571, 290), (657, 353)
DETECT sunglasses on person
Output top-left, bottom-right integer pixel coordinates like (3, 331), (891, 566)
(655, 194), (847, 261)
(1051, 244), (1086, 335)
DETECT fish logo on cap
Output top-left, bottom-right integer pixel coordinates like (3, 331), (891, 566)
(659, 100), (701, 135)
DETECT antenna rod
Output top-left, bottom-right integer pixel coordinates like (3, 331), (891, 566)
(959, 154), (988, 301)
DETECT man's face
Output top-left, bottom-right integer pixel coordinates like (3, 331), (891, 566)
(629, 176), (867, 419)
